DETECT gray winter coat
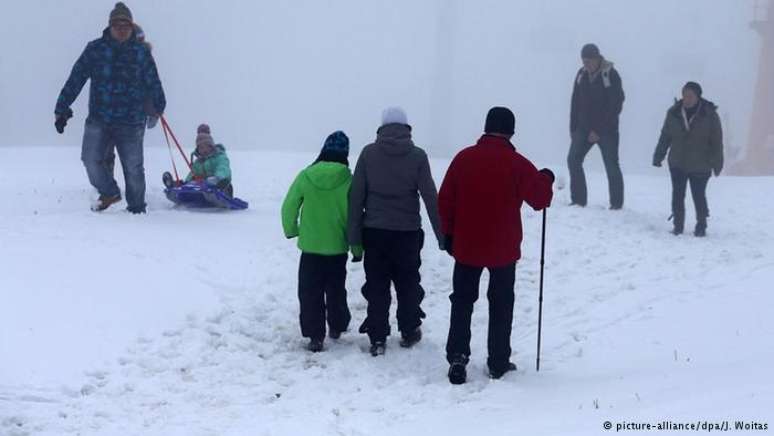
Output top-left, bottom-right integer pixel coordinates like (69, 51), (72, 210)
(653, 99), (724, 174)
(347, 123), (442, 246)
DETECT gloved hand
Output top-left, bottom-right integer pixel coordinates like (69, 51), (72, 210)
(146, 115), (159, 129)
(206, 176), (220, 187)
(443, 235), (454, 257)
(539, 168), (555, 183)
(713, 167), (722, 177)
(351, 245), (363, 263)
(652, 158), (663, 168)
(54, 109), (73, 134)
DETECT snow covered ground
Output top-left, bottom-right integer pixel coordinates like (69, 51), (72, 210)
(1, 146), (773, 436)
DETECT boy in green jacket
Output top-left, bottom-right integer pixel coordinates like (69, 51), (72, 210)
(163, 124), (234, 196)
(282, 131), (362, 352)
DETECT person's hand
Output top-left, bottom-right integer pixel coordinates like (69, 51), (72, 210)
(652, 159), (662, 168)
(54, 109), (73, 134)
(443, 235), (454, 257)
(539, 168), (555, 183)
(588, 130), (600, 144)
(146, 115), (159, 129)
(206, 176), (220, 186)
(713, 167), (722, 177)
(351, 245), (364, 263)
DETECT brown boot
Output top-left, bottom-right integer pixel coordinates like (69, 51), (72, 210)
(91, 194), (122, 212)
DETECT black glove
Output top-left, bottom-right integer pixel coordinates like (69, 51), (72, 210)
(146, 115), (159, 129)
(652, 158), (662, 168)
(443, 235), (454, 257)
(539, 168), (555, 183)
(54, 109), (73, 134)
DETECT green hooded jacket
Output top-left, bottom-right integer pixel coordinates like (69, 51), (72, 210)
(653, 99), (724, 174)
(185, 144), (232, 182)
(282, 162), (360, 256)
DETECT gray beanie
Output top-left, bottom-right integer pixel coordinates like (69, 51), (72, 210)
(109, 2), (133, 24)
(196, 124), (215, 150)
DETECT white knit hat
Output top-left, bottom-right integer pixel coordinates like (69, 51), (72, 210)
(381, 106), (408, 126)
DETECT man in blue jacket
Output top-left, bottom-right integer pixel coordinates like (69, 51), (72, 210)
(55, 2), (166, 214)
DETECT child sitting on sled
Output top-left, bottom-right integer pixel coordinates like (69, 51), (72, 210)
(281, 131), (362, 353)
(163, 124), (233, 197)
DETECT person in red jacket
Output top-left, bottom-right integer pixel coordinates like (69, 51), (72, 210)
(438, 107), (554, 384)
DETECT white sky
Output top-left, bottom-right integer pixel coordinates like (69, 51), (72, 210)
(0, 0), (759, 170)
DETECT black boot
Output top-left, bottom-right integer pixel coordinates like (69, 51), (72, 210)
(488, 362), (517, 380)
(369, 341), (386, 357)
(399, 327), (422, 348)
(307, 338), (324, 353)
(448, 355), (468, 385)
(671, 213), (685, 235)
(694, 217), (707, 237)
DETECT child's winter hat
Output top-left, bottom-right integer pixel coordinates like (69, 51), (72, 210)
(110, 2), (133, 24)
(196, 124), (215, 149)
(322, 131), (349, 156)
(381, 107), (408, 127)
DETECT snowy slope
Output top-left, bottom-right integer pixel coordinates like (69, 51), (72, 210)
(1, 147), (773, 436)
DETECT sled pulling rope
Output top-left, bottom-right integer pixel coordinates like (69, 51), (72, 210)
(160, 115), (192, 183)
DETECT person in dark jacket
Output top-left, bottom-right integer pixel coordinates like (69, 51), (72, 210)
(54, 2), (166, 214)
(653, 82), (723, 237)
(348, 107), (443, 356)
(568, 43), (625, 209)
(438, 107), (554, 384)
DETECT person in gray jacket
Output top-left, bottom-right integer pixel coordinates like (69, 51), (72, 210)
(348, 107), (443, 356)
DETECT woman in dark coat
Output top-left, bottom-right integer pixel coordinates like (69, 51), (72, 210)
(653, 82), (724, 237)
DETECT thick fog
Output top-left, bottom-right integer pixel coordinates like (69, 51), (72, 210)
(0, 1), (758, 169)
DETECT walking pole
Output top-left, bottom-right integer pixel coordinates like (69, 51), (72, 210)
(536, 208), (547, 372)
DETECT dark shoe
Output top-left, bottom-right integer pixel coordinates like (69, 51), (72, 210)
(91, 194), (122, 212)
(399, 327), (422, 348)
(448, 355), (468, 385)
(694, 225), (707, 237)
(307, 338), (324, 353)
(609, 205), (622, 210)
(369, 341), (386, 357)
(569, 202), (586, 207)
(489, 362), (517, 380)
(671, 226), (684, 236)
(162, 172), (175, 189)
(127, 207), (147, 215)
(329, 330), (342, 340)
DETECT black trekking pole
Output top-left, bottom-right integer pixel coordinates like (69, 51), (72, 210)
(536, 208), (547, 372)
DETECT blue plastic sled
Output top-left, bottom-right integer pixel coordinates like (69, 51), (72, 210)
(164, 182), (248, 210)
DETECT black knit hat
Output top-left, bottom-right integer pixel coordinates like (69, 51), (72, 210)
(484, 107), (515, 136)
(683, 81), (703, 98)
(581, 43), (601, 59)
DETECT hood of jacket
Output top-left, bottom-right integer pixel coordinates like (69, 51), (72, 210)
(669, 98), (718, 118)
(374, 123), (414, 156)
(304, 161), (351, 191)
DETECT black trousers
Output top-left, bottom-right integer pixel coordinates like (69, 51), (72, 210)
(669, 167), (711, 229)
(360, 228), (426, 343)
(568, 130), (625, 208)
(298, 253), (351, 340)
(446, 262), (516, 372)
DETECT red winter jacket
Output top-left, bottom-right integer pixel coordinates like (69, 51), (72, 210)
(438, 135), (553, 268)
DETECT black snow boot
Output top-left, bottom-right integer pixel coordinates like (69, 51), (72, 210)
(399, 327), (422, 348)
(488, 362), (517, 380)
(307, 338), (324, 353)
(369, 341), (386, 357)
(670, 213), (684, 235)
(694, 218), (707, 237)
(329, 330), (342, 340)
(448, 355), (468, 385)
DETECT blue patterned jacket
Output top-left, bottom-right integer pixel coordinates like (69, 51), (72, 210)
(55, 28), (166, 126)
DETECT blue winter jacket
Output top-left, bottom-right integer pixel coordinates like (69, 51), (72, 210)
(55, 28), (166, 126)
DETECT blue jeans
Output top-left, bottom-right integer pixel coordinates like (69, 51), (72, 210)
(81, 119), (146, 211)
